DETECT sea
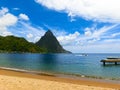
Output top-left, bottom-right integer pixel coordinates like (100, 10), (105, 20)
(0, 53), (120, 80)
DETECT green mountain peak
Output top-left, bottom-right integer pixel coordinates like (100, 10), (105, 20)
(36, 30), (71, 53)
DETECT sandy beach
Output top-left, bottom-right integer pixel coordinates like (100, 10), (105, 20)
(0, 69), (120, 90)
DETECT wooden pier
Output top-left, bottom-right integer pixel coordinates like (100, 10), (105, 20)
(101, 58), (120, 66)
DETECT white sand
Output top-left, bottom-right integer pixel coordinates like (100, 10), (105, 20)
(0, 75), (118, 90)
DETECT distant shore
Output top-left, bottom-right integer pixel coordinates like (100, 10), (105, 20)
(0, 67), (120, 90)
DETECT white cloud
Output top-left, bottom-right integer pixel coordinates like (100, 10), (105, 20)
(111, 32), (120, 38)
(19, 13), (29, 21)
(2, 31), (12, 36)
(0, 13), (18, 27)
(55, 24), (120, 53)
(35, 0), (120, 23)
(0, 7), (18, 36)
(11, 22), (46, 42)
(0, 7), (33, 38)
(0, 7), (46, 42)
(92, 25), (116, 38)
(85, 28), (92, 37)
(83, 24), (118, 43)
(57, 31), (80, 45)
(0, 7), (8, 16)
(27, 33), (33, 38)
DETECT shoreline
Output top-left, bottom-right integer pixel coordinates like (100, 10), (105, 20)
(0, 67), (120, 81)
(0, 67), (120, 89)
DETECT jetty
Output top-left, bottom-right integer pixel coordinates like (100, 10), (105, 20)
(101, 58), (120, 66)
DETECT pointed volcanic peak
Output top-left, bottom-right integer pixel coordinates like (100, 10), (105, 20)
(36, 30), (71, 53)
(44, 30), (54, 36)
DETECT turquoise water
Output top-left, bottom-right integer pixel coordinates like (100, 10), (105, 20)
(0, 53), (120, 79)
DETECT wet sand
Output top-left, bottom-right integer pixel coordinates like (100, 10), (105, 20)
(0, 68), (120, 90)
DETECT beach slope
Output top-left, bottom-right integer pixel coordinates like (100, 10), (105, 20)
(0, 69), (119, 90)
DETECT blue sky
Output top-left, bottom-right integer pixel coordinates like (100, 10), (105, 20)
(0, 0), (120, 53)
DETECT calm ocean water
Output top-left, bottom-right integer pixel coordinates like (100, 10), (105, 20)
(0, 53), (120, 79)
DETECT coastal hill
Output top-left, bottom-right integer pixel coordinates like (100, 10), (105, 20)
(36, 30), (71, 53)
(0, 31), (71, 53)
(0, 36), (46, 53)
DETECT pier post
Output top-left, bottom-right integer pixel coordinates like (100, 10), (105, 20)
(115, 62), (117, 65)
(103, 62), (105, 66)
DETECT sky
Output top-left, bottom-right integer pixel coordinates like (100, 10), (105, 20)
(0, 0), (120, 53)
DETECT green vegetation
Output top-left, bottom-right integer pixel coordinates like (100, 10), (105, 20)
(0, 36), (46, 53)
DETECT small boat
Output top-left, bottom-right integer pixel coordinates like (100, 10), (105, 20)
(75, 54), (88, 57)
(81, 54), (88, 56)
